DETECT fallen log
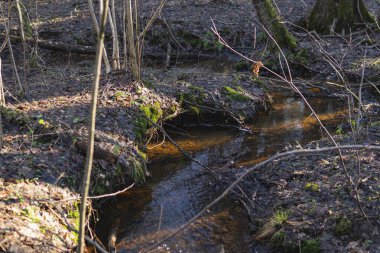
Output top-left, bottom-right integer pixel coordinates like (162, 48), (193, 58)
(0, 33), (96, 54)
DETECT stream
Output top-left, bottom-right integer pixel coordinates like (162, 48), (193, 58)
(96, 92), (346, 253)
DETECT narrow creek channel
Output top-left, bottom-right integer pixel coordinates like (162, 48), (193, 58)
(95, 92), (346, 253)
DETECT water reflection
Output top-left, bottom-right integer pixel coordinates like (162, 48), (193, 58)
(96, 94), (346, 253)
(239, 93), (345, 165)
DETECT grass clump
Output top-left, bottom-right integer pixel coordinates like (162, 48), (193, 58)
(130, 156), (146, 183)
(255, 209), (289, 244)
(270, 230), (286, 248)
(223, 86), (250, 102)
(301, 239), (320, 253)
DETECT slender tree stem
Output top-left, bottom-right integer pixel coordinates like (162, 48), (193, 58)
(77, 0), (109, 252)
(87, 0), (111, 73)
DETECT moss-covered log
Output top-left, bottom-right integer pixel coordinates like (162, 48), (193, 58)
(252, 0), (297, 51)
(307, 0), (375, 34)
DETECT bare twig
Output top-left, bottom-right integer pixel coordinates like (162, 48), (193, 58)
(141, 144), (380, 252)
(33, 183), (134, 203)
(0, 58), (3, 150)
(137, 0), (167, 40)
(357, 44), (367, 130)
(77, 1), (109, 252)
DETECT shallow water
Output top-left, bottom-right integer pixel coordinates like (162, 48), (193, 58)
(96, 93), (346, 253)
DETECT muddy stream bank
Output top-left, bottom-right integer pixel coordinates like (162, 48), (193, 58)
(95, 92), (346, 252)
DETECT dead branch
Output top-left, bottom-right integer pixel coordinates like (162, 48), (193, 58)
(32, 183), (135, 203)
(0, 33), (96, 54)
(141, 144), (380, 252)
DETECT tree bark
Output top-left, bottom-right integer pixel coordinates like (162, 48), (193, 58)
(126, 0), (140, 80)
(0, 58), (3, 151)
(252, 0), (297, 51)
(308, 0), (375, 34)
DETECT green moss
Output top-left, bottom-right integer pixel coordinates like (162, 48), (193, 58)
(305, 182), (319, 192)
(223, 86), (250, 101)
(263, 0), (297, 51)
(301, 239), (320, 253)
(334, 216), (352, 236)
(67, 202), (80, 233)
(140, 101), (163, 124)
(134, 101), (163, 143)
(134, 116), (148, 143)
(115, 90), (128, 101)
(273, 209), (289, 226)
(178, 85), (207, 109)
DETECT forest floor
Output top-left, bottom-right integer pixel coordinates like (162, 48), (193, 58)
(1, 0), (380, 252)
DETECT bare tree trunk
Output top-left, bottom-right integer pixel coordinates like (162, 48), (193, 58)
(126, 0), (140, 79)
(0, 58), (4, 151)
(109, 0), (121, 69)
(77, 0), (109, 252)
(0, 58), (4, 105)
(308, 0), (375, 34)
(0, 108), (3, 151)
(252, 0), (297, 51)
(87, 0), (111, 73)
(15, 0), (27, 83)
(0, 2), (24, 93)
(122, 0), (128, 70)
(7, 38), (23, 94)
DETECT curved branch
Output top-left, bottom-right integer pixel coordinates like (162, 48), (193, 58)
(141, 144), (380, 252)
